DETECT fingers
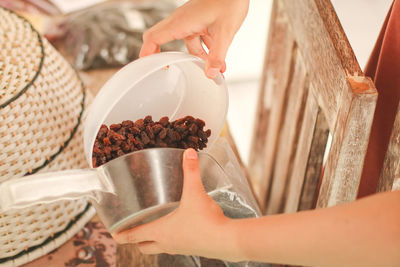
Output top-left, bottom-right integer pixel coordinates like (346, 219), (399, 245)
(184, 36), (208, 61)
(201, 35), (226, 75)
(204, 27), (233, 78)
(139, 20), (172, 58)
(140, 13), (191, 58)
(181, 149), (206, 202)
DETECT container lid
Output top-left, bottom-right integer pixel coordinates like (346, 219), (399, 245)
(84, 52), (229, 166)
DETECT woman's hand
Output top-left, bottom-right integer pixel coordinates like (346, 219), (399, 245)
(139, 0), (249, 79)
(113, 148), (241, 261)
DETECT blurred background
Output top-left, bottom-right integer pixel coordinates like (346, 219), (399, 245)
(0, 0), (393, 165)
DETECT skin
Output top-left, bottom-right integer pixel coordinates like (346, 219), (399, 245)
(139, 0), (250, 78)
(114, 149), (400, 266)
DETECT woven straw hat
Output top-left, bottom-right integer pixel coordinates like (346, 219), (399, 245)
(0, 8), (95, 266)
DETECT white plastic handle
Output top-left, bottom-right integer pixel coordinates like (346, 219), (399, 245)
(0, 169), (114, 211)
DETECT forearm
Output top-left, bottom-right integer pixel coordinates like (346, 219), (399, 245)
(228, 191), (400, 266)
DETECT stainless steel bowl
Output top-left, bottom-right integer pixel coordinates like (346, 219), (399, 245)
(92, 148), (231, 234)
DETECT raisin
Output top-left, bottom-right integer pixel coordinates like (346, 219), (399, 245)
(104, 146), (112, 156)
(189, 123), (198, 135)
(199, 142), (206, 150)
(184, 115), (195, 122)
(97, 125), (109, 139)
(130, 126), (140, 135)
(93, 116), (211, 166)
(141, 132), (150, 145)
(159, 116), (169, 127)
(122, 143), (131, 152)
(144, 115), (153, 124)
(135, 119), (144, 129)
(198, 130), (207, 140)
(110, 124), (121, 131)
(110, 132), (125, 142)
(103, 137), (111, 146)
(122, 120), (134, 128)
(174, 132), (182, 141)
(158, 128), (167, 139)
(145, 125), (155, 139)
(152, 124), (163, 134)
(180, 141), (188, 149)
(167, 129), (177, 141)
(93, 144), (103, 154)
(195, 118), (205, 128)
(187, 136), (199, 144)
(175, 124), (187, 133)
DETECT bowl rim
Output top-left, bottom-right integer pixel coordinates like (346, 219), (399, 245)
(84, 52), (229, 167)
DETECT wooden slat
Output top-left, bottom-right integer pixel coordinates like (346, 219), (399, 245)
(283, 88), (319, 213)
(298, 107), (329, 211)
(378, 103), (400, 192)
(249, 0), (296, 209)
(266, 50), (308, 214)
(317, 76), (377, 207)
(280, 0), (362, 131)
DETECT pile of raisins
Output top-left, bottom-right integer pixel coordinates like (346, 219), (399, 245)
(92, 115), (211, 167)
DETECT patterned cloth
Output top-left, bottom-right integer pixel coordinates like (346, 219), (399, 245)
(23, 216), (116, 267)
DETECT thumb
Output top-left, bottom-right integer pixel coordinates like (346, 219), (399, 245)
(181, 149), (206, 202)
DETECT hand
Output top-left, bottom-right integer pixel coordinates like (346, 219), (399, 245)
(139, 0), (250, 78)
(113, 148), (241, 261)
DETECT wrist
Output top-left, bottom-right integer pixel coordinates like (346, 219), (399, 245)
(217, 217), (248, 262)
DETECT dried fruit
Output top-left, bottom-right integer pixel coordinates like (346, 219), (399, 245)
(92, 116), (211, 167)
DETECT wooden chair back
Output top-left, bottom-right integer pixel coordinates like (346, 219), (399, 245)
(248, 0), (378, 214)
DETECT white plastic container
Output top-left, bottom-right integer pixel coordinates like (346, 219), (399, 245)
(84, 52), (229, 166)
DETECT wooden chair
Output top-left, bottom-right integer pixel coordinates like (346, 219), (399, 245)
(378, 102), (400, 192)
(248, 0), (378, 214)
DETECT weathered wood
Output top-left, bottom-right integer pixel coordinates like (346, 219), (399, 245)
(298, 107), (329, 211)
(378, 103), (400, 192)
(283, 90), (319, 213)
(283, 88), (318, 213)
(249, 0), (378, 213)
(266, 49), (308, 214)
(249, 0), (296, 209)
(317, 76), (377, 208)
(280, 0), (362, 131)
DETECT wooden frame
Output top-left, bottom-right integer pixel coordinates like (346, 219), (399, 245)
(249, 0), (378, 214)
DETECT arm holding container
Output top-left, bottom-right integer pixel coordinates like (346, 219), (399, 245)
(114, 149), (400, 267)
